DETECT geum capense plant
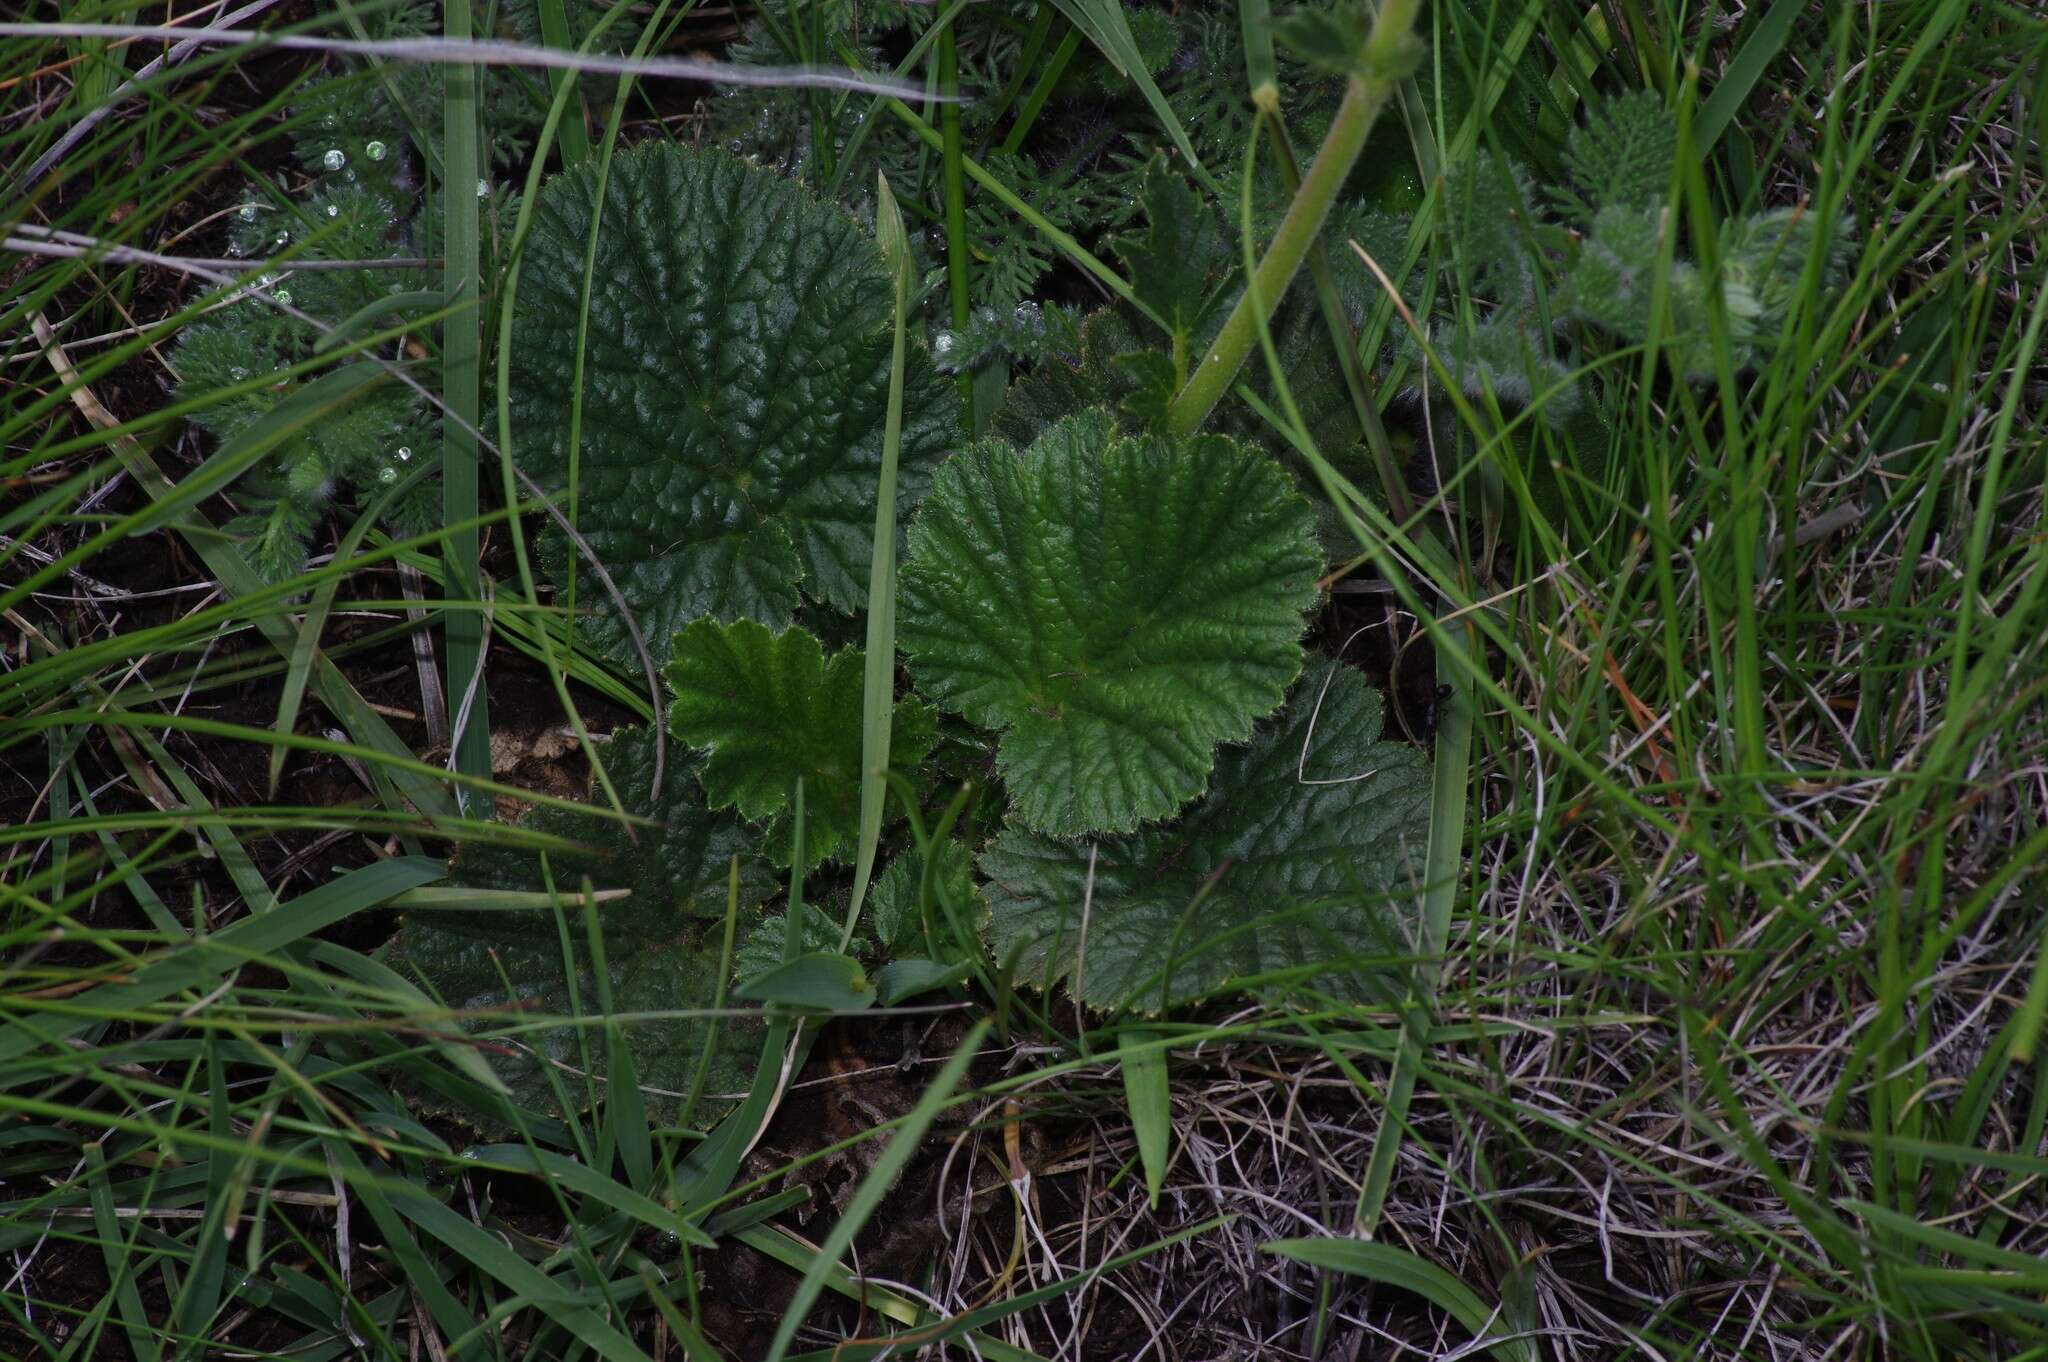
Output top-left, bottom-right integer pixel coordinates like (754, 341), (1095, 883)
(169, 1), (1848, 1118)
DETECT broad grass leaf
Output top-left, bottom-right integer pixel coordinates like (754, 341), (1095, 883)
(509, 143), (960, 659)
(899, 411), (1321, 836)
(978, 662), (1430, 1012)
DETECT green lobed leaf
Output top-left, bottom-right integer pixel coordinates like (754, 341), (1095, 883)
(508, 143), (960, 660)
(733, 903), (846, 986)
(899, 411), (1321, 836)
(387, 728), (777, 1124)
(978, 661), (1431, 1012)
(1111, 158), (1229, 353)
(666, 617), (937, 869)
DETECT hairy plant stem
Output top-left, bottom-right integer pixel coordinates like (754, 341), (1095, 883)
(1255, 95), (1411, 522)
(1166, 0), (1422, 436)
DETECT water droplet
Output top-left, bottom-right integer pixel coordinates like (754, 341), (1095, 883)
(933, 333), (955, 356)
(326, 204), (340, 217)
(366, 139), (387, 161)
(274, 289), (292, 305)
(728, 139), (744, 155)
(230, 366), (249, 381)
(395, 445), (412, 462)
(378, 465), (398, 485)
(225, 240), (244, 258)
(238, 203), (258, 222)
(323, 148), (346, 172)
(273, 229), (290, 246)
(476, 178), (489, 198)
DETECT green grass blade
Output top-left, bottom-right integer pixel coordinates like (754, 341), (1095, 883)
(442, 0), (492, 815)
(1119, 1027), (1172, 1208)
(765, 1018), (990, 1361)
(936, 25), (973, 425)
(268, 473), (413, 797)
(1264, 1238), (1535, 1362)
(0, 858), (444, 1065)
(1692, 0), (1805, 154)
(996, 27), (1082, 157)
(532, 0), (593, 166)
(84, 1139), (161, 1362)
(28, 322), (456, 823)
(461, 1145), (715, 1247)
(845, 173), (913, 946)
(1355, 650), (1471, 1235)
(1043, 0), (1220, 196)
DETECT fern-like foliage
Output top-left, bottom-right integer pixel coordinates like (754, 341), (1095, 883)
(1408, 92), (1854, 412)
(1551, 89), (1676, 223)
(931, 300), (1084, 376)
(173, 77), (435, 579)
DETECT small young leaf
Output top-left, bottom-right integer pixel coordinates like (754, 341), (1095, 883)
(874, 957), (973, 1005)
(509, 143), (960, 660)
(389, 728), (778, 1123)
(1112, 349), (1180, 430)
(979, 662), (1430, 1012)
(734, 952), (876, 1012)
(1270, 4), (1372, 78)
(899, 411), (1321, 836)
(666, 617), (937, 869)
